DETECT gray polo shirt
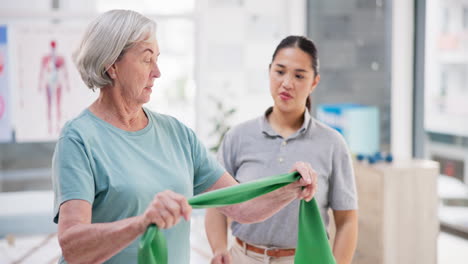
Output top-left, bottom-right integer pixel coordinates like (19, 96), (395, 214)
(217, 107), (357, 248)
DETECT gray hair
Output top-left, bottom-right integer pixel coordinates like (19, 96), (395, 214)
(73, 10), (157, 90)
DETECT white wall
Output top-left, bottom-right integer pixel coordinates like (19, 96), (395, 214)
(195, 0), (306, 147)
(0, 0), (95, 16)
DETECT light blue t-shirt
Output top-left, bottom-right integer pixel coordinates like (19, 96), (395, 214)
(52, 107), (224, 264)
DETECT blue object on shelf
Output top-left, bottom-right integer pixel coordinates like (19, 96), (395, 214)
(356, 154), (365, 161)
(385, 153), (393, 163)
(368, 156), (376, 164)
(374, 152), (383, 161)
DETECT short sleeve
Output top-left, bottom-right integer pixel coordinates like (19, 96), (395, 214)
(328, 135), (358, 210)
(216, 130), (237, 178)
(52, 136), (95, 223)
(188, 130), (225, 195)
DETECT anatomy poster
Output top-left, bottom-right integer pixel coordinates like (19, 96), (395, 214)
(0, 25), (12, 142)
(13, 23), (97, 142)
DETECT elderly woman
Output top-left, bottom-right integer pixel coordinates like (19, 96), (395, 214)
(52, 10), (317, 264)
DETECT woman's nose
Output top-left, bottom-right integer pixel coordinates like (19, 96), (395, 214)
(152, 63), (161, 78)
(282, 75), (293, 89)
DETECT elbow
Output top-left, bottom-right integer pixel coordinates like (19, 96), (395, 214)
(58, 234), (87, 264)
(60, 250), (92, 264)
(59, 234), (78, 263)
(61, 252), (75, 264)
(58, 232), (68, 254)
(59, 235), (73, 263)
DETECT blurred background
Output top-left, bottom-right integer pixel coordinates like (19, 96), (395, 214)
(0, 0), (467, 263)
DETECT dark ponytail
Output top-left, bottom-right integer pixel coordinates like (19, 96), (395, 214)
(271, 36), (319, 111)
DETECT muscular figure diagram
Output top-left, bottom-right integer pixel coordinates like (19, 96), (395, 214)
(38, 40), (69, 134)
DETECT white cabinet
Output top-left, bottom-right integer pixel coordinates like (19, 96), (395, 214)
(352, 160), (439, 264)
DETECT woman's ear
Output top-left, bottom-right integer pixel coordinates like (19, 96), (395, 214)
(310, 74), (320, 93)
(107, 64), (117, 79)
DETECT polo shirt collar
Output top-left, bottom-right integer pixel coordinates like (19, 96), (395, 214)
(261, 107), (312, 138)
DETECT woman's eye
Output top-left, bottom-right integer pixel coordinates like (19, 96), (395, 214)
(296, 75), (304, 79)
(276, 70), (284, 75)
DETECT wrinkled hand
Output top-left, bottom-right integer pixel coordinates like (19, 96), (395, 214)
(141, 190), (192, 230)
(286, 161), (318, 202)
(211, 250), (232, 264)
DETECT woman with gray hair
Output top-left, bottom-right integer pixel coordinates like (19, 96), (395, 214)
(52, 9), (318, 264)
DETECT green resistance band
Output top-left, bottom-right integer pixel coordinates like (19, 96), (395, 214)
(138, 172), (336, 264)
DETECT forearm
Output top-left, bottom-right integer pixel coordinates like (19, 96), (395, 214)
(219, 187), (296, 224)
(59, 215), (146, 264)
(205, 208), (229, 254)
(332, 220), (358, 264)
(206, 165), (315, 224)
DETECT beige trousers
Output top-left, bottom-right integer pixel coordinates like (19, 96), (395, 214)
(229, 240), (295, 264)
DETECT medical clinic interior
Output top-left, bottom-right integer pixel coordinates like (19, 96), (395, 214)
(0, 0), (468, 263)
